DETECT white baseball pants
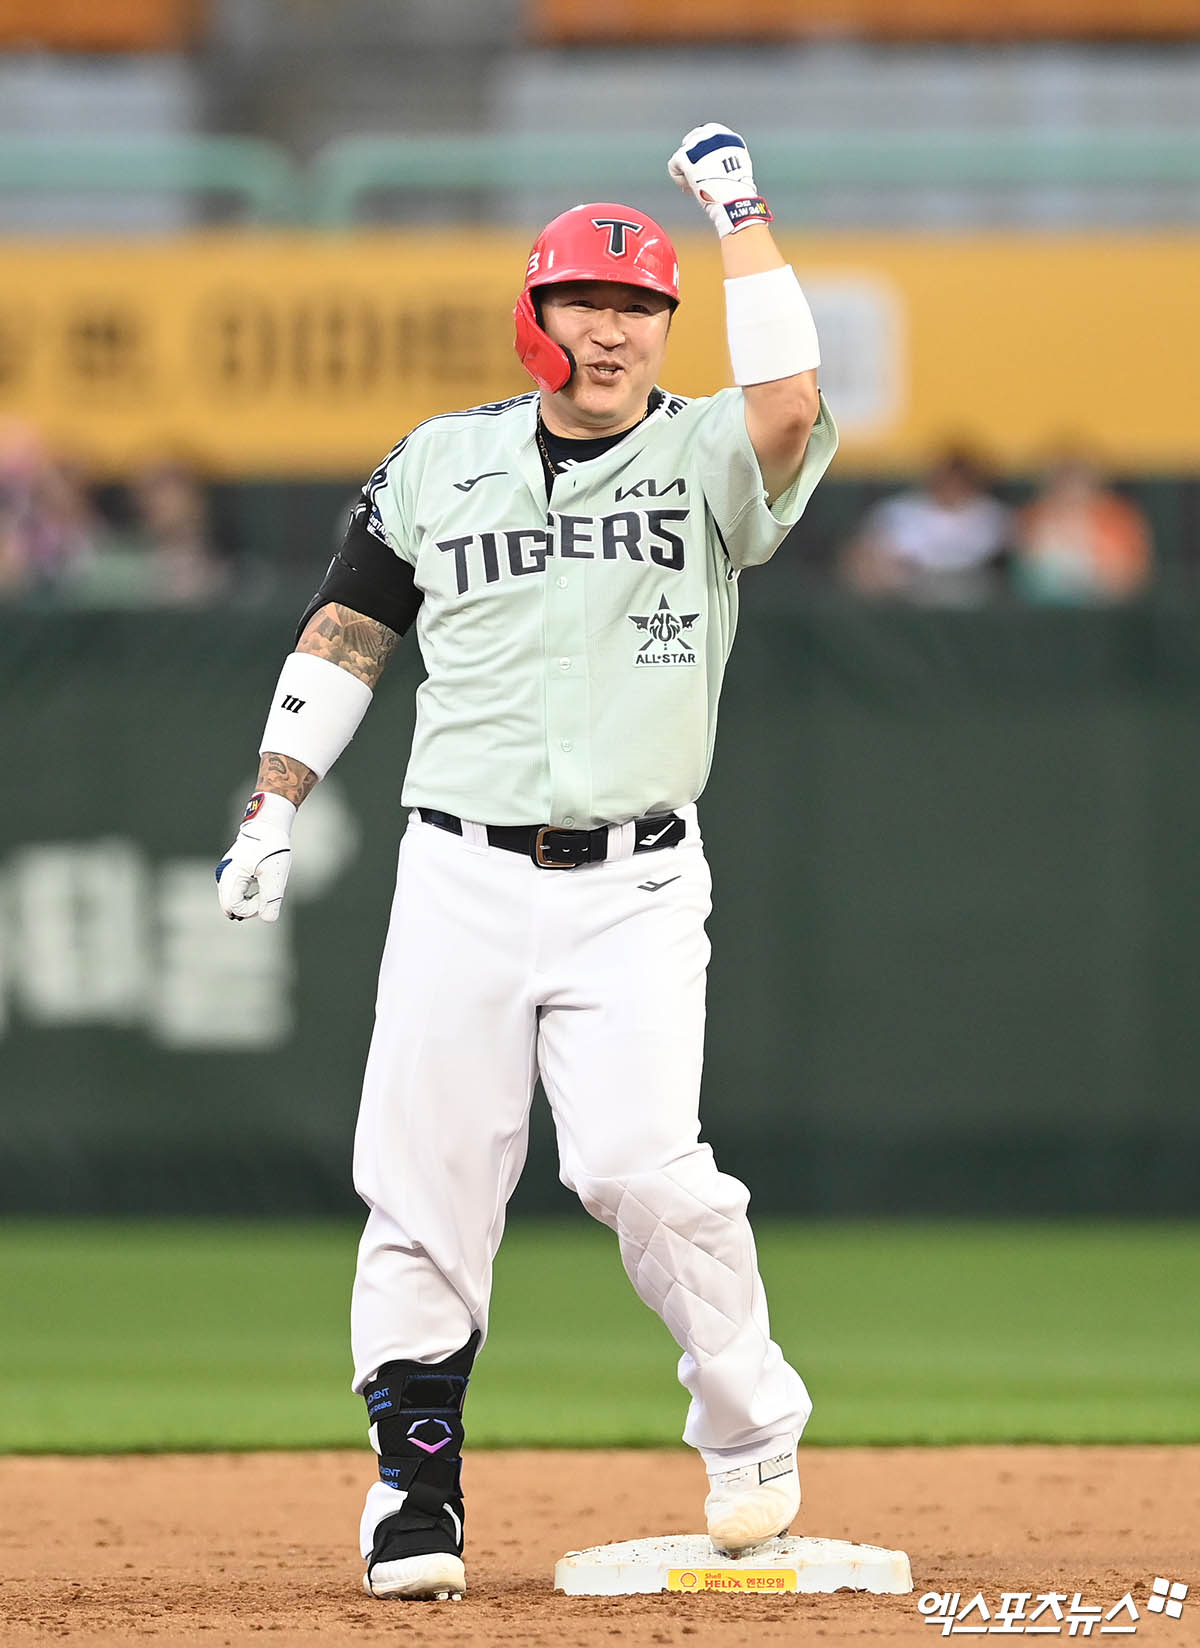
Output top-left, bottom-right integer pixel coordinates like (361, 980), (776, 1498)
(350, 807), (811, 1469)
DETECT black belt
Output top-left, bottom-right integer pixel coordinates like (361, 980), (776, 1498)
(418, 808), (686, 869)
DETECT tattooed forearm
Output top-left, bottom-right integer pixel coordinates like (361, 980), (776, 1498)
(255, 751), (318, 807)
(249, 603), (392, 810)
(297, 602), (401, 689)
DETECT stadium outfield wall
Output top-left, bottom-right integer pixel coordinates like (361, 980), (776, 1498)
(1, 605), (1196, 1217)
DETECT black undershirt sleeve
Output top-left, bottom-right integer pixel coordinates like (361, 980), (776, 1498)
(295, 505), (423, 644)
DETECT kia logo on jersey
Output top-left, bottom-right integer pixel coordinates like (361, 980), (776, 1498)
(615, 476), (686, 502)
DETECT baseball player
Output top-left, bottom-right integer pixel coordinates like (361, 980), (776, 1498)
(217, 122), (838, 1602)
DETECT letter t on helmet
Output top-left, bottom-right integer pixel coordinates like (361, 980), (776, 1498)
(513, 203), (680, 393)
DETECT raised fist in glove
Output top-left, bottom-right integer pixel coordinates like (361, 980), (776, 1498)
(668, 122), (773, 238)
(216, 791), (296, 923)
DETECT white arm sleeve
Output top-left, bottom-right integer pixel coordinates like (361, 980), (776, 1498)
(258, 651), (373, 780)
(724, 265), (821, 387)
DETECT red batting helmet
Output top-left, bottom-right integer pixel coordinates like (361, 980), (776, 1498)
(513, 203), (680, 393)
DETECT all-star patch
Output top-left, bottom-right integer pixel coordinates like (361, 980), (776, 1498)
(629, 594), (699, 666)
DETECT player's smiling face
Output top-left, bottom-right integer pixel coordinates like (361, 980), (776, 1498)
(538, 281), (674, 437)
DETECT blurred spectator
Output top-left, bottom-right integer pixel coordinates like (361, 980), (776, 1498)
(839, 446), (1012, 607)
(0, 422), (106, 599)
(130, 458), (232, 604)
(1012, 451), (1153, 604)
(67, 456), (233, 607)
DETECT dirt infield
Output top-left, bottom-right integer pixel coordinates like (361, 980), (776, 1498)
(1, 1448), (1196, 1648)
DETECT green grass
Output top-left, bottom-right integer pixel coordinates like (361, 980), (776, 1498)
(1, 1219), (1197, 1452)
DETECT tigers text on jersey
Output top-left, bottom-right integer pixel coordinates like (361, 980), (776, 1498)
(365, 386), (837, 828)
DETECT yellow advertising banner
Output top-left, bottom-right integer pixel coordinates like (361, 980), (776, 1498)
(532, 0), (1200, 41)
(0, 231), (1196, 478)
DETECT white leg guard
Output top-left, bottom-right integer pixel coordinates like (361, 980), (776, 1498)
(571, 1146), (812, 1458)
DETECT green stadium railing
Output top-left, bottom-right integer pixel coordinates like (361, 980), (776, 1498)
(2, 130), (1198, 228)
(0, 134), (302, 223)
(307, 129), (1200, 227)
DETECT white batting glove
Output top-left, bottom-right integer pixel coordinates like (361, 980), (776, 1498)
(216, 791), (296, 924)
(668, 122), (774, 238)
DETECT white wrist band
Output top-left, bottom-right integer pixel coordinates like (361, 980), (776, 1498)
(243, 791), (297, 833)
(259, 651), (373, 779)
(724, 264), (821, 386)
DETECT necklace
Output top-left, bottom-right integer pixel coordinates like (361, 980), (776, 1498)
(535, 418), (560, 477)
(536, 394), (659, 478)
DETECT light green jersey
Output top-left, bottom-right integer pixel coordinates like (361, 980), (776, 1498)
(365, 385), (837, 828)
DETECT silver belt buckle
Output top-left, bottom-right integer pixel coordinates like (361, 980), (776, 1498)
(533, 826), (576, 869)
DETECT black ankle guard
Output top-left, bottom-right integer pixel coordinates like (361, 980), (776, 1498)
(362, 1331), (480, 1564)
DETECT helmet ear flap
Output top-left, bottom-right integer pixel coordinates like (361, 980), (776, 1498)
(513, 290), (575, 393)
